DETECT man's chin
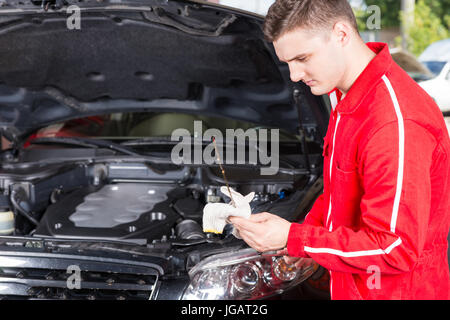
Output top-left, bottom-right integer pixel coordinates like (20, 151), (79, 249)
(309, 85), (326, 96)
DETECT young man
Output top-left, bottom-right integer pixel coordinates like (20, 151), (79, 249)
(229, 0), (450, 299)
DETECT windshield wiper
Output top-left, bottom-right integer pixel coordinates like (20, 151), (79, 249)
(24, 137), (172, 173)
(13, 136), (310, 174)
(25, 137), (145, 157)
(120, 136), (302, 147)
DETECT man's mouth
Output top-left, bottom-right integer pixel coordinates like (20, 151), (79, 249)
(305, 80), (315, 86)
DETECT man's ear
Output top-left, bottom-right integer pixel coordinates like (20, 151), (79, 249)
(332, 21), (352, 47)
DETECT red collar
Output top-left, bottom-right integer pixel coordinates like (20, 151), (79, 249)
(333, 42), (393, 114)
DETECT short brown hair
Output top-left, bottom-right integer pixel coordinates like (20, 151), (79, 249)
(264, 0), (359, 42)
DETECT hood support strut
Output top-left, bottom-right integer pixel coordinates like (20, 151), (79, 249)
(293, 86), (311, 174)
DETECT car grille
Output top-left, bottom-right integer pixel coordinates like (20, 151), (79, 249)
(0, 253), (160, 300)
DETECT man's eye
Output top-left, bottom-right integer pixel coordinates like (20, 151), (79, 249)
(297, 57), (307, 62)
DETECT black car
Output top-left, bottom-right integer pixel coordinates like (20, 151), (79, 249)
(0, 0), (331, 300)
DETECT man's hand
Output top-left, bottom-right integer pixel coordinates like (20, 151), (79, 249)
(283, 255), (316, 269)
(228, 212), (291, 252)
(274, 248), (316, 268)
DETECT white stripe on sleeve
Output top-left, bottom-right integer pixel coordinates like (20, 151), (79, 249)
(381, 75), (405, 233)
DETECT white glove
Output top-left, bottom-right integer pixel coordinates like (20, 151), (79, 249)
(202, 187), (254, 239)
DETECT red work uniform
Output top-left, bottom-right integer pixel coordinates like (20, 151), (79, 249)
(287, 42), (450, 300)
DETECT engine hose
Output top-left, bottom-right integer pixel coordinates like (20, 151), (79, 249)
(10, 190), (39, 226)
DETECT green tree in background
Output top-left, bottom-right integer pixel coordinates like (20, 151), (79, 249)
(425, 0), (450, 29)
(405, 0), (450, 56)
(354, 0), (450, 56)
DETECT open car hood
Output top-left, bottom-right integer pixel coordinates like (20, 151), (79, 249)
(0, 0), (328, 143)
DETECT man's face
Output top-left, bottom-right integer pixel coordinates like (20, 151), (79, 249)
(273, 27), (345, 96)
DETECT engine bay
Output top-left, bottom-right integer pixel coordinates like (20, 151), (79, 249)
(0, 159), (310, 244)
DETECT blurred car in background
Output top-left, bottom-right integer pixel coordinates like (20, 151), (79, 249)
(390, 48), (434, 82)
(417, 38), (450, 114)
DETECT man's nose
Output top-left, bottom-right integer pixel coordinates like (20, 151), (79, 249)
(289, 64), (306, 83)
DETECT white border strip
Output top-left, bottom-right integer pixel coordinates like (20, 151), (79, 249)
(325, 113), (341, 229)
(381, 75), (405, 233)
(304, 237), (402, 258)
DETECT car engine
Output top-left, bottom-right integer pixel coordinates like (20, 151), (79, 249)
(1, 159), (306, 244)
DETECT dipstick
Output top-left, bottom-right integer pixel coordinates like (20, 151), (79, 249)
(212, 137), (236, 208)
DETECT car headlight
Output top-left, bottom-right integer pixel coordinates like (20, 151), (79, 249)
(182, 248), (319, 300)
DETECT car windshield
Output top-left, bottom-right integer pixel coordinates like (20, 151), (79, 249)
(27, 112), (300, 142)
(421, 61), (446, 76)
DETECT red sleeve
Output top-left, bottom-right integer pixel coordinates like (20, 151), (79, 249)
(302, 193), (325, 226)
(286, 121), (435, 274)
